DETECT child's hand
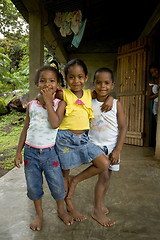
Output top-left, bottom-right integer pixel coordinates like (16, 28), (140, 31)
(14, 152), (23, 168)
(109, 150), (119, 165)
(101, 95), (113, 112)
(41, 88), (55, 106)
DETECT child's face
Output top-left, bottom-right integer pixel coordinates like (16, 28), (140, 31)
(94, 71), (114, 99)
(37, 69), (59, 94)
(65, 64), (88, 93)
(150, 67), (159, 79)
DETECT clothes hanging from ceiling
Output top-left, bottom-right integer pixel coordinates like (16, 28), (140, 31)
(71, 18), (87, 48)
(54, 10), (82, 37)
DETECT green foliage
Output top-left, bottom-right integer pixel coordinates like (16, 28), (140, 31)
(0, 156), (16, 170)
(0, 46), (11, 76)
(0, 1), (57, 96)
(0, 0), (29, 41)
(9, 41), (29, 90)
(0, 0), (29, 92)
(0, 110), (25, 170)
(0, 110), (25, 127)
(0, 97), (8, 114)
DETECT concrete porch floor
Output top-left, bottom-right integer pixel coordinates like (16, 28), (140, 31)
(0, 144), (160, 240)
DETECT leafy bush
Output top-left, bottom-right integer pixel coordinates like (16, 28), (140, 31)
(0, 110), (25, 170)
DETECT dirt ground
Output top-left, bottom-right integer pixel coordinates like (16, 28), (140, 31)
(0, 168), (9, 178)
(0, 151), (10, 177)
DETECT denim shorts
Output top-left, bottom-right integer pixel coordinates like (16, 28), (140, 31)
(101, 143), (120, 171)
(24, 144), (66, 201)
(55, 130), (104, 170)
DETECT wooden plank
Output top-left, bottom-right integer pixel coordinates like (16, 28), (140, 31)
(117, 39), (147, 146)
(118, 38), (147, 55)
(117, 91), (144, 96)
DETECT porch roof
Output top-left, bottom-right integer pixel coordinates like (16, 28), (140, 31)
(11, 0), (160, 55)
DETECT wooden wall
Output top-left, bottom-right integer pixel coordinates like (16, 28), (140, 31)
(117, 39), (147, 146)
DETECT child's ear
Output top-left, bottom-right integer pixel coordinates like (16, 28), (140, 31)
(111, 82), (115, 90)
(85, 75), (88, 82)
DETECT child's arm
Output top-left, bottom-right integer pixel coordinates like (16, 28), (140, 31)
(41, 88), (66, 128)
(109, 101), (127, 165)
(14, 106), (30, 168)
(101, 95), (114, 112)
(55, 88), (63, 100)
(91, 90), (114, 112)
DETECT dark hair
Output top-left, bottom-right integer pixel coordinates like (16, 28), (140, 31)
(64, 58), (88, 78)
(35, 65), (64, 86)
(149, 63), (159, 71)
(93, 67), (114, 83)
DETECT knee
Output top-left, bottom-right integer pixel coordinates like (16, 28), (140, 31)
(102, 158), (110, 171)
(93, 154), (110, 171)
(99, 170), (110, 183)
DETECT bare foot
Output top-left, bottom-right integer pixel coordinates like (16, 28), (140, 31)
(30, 215), (43, 231)
(68, 208), (87, 222)
(65, 198), (87, 222)
(91, 211), (115, 227)
(58, 212), (74, 226)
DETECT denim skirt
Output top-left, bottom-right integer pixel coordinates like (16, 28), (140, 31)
(55, 130), (104, 170)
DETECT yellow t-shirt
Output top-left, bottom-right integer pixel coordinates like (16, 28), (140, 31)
(59, 89), (94, 130)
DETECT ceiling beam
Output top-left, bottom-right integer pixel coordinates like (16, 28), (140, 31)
(139, 3), (160, 38)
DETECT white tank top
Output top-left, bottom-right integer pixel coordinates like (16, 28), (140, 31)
(89, 99), (118, 147)
(25, 99), (60, 148)
(149, 83), (158, 103)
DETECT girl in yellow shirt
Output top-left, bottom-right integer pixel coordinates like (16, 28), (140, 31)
(42, 59), (113, 224)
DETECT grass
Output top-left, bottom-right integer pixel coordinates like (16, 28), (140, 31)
(0, 110), (26, 170)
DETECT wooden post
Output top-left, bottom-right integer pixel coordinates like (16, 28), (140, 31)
(29, 11), (44, 100)
(155, 90), (160, 159)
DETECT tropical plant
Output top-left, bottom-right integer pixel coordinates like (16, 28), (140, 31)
(0, 0), (29, 92)
(0, 0), (29, 41)
(0, 46), (11, 91)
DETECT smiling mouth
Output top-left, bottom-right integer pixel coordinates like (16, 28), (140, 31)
(99, 90), (107, 92)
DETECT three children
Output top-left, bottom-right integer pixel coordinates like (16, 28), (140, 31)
(14, 59), (127, 230)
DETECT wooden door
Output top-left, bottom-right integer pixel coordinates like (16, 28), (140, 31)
(117, 38), (147, 146)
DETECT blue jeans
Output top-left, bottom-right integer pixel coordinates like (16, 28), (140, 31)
(24, 144), (66, 201)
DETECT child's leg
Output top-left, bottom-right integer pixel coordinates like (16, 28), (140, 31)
(91, 170), (115, 227)
(24, 146), (44, 231)
(67, 154), (110, 198)
(62, 169), (70, 196)
(94, 170), (112, 214)
(63, 170), (87, 222)
(30, 198), (43, 231)
(57, 200), (74, 226)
